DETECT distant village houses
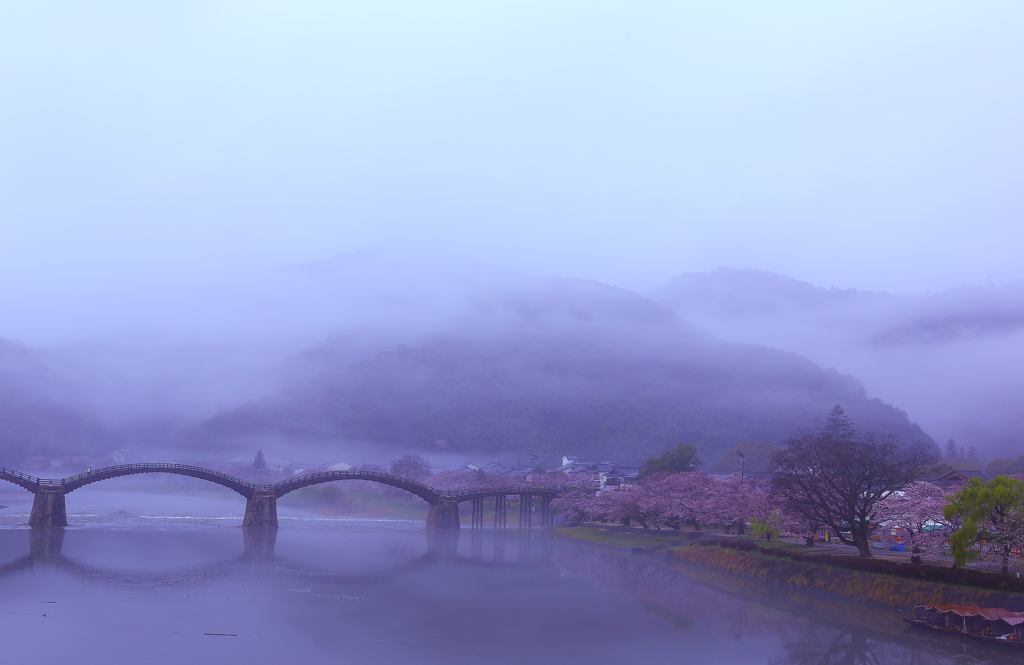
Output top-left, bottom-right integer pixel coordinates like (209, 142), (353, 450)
(555, 456), (641, 491)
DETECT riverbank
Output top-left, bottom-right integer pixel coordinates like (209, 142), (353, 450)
(555, 524), (1024, 611)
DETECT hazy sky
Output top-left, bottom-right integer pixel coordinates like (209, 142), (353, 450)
(2, 1), (1022, 330)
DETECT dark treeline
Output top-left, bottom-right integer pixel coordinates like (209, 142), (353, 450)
(191, 333), (933, 464)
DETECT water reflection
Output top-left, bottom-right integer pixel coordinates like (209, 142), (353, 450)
(241, 528), (277, 560)
(29, 526), (65, 559)
(552, 543), (1024, 665)
(772, 626), (880, 665)
(0, 526), (1021, 664)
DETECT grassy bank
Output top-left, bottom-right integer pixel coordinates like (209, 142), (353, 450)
(553, 524), (693, 550)
(556, 524), (1024, 611)
(671, 544), (1024, 610)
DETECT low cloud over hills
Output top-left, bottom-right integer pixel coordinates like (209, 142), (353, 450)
(188, 270), (933, 464)
(0, 255), (952, 467)
(649, 268), (1024, 457)
(0, 338), (107, 463)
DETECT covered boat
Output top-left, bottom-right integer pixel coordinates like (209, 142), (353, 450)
(907, 605), (1024, 644)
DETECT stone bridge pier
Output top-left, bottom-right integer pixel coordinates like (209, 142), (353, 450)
(426, 497), (460, 529)
(242, 490), (279, 528)
(30, 487), (67, 528)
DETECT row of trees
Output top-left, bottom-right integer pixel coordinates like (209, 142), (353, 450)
(553, 472), (792, 537)
(859, 476), (1024, 573)
(555, 406), (1024, 572)
(770, 407), (1024, 565)
(555, 465), (1024, 572)
(555, 407), (937, 555)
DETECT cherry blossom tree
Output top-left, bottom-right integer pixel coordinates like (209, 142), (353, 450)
(552, 489), (594, 522)
(549, 469), (781, 533)
(590, 489), (632, 524)
(660, 471), (715, 529)
(743, 478), (790, 540)
(705, 473), (753, 534)
(875, 481), (950, 563)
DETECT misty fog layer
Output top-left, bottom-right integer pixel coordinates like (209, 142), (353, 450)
(650, 269), (1024, 458)
(1, 3), (1022, 469)
(0, 253), (937, 470)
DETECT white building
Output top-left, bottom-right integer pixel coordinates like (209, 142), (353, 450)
(555, 456), (641, 491)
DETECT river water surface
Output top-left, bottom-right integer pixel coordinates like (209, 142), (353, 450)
(0, 486), (1019, 665)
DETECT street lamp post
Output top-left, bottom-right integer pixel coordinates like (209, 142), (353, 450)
(736, 450), (745, 482)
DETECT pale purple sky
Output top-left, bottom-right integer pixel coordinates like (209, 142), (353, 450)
(2, 1), (1022, 344)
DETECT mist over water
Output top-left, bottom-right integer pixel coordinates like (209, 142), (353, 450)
(0, 489), (1004, 665)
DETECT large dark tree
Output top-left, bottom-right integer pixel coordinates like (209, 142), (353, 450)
(640, 443), (700, 478)
(772, 411), (937, 556)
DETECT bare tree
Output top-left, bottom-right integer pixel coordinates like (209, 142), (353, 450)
(389, 454), (432, 481)
(772, 419), (937, 556)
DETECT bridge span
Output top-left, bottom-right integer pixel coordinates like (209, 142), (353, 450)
(0, 464), (558, 530)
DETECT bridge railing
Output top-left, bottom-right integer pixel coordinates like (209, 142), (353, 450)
(267, 468), (559, 497)
(268, 469), (438, 494)
(437, 486), (559, 497)
(62, 463), (255, 490)
(0, 463), (564, 497)
(0, 467), (43, 485)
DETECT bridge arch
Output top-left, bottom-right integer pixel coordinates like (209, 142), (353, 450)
(60, 464), (256, 497)
(271, 470), (441, 503)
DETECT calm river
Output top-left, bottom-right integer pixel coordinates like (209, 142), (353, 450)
(0, 486), (1018, 664)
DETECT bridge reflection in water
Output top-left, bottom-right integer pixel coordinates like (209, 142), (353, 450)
(0, 464), (557, 530)
(0, 526), (554, 586)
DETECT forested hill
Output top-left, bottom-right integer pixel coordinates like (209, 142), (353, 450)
(0, 337), (107, 463)
(646, 268), (1024, 456)
(191, 330), (935, 464)
(0, 263), (939, 467)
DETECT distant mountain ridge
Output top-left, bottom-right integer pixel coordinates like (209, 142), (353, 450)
(647, 268), (1024, 457)
(0, 259), (956, 466)
(190, 275), (935, 463)
(650, 268), (1024, 344)
(651, 268), (886, 316)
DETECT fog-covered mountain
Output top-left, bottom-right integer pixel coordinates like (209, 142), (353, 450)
(0, 337), (108, 463)
(0, 254), (943, 467)
(649, 269), (1024, 458)
(188, 268), (933, 464)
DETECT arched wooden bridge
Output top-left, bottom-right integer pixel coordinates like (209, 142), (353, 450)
(0, 464), (558, 529)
